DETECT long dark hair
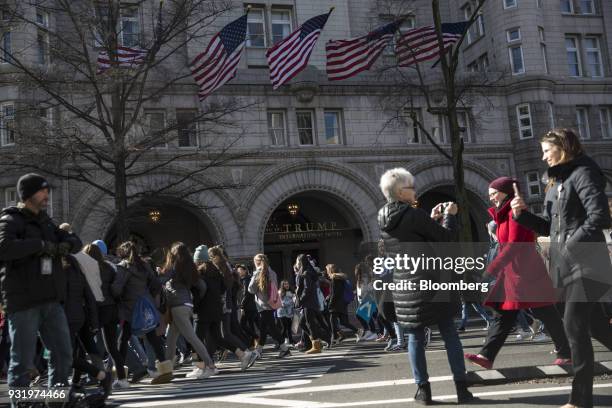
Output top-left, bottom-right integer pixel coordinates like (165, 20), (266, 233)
(117, 241), (145, 269)
(541, 128), (584, 192)
(209, 245), (234, 289)
(162, 242), (199, 287)
(83, 243), (112, 275)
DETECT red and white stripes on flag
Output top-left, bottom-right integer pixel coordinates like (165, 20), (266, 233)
(396, 22), (468, 67)
(96, 46), (147, 73)
(266, 11), (332, 90)
(326, 20), (401, 81)
(189, 14), (248, 101)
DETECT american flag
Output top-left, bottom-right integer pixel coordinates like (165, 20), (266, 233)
(326, 20), (401, 81)
(267, 11), (332, 90)
(396, 22), (469, 67)
(190, 14), (247, 101)
(97, 46), (147, 73)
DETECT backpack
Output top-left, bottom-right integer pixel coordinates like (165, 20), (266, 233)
(343, 279), (354, 304)
(267, 279), (282, 310)
(131, 295), (160, 336)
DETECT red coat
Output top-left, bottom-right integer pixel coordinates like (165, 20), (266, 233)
(485, 200), (559, 310)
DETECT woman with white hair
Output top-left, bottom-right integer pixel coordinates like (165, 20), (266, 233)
(377, 167), (473, 405)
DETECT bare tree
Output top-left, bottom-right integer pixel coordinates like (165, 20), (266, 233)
(0, 0), (256, 241)
(374, 0), (506, 242)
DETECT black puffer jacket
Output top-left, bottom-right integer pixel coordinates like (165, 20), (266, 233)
(0, 206), (82, 313)
(328, 273), (348, 314)
(63, 255), (99, 330)
(240, 275), (257, 313)
(515, 154), (612, 292)
(194, 262), (225, 322)
(295, 265), (320, 311)
(98, 261), (117, 307)
(378, 201), (458, 329)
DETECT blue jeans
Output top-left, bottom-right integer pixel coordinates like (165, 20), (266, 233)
(460, 302), (492, 328)
(406, 314), (467, 384)
(7, 302), (73, 387)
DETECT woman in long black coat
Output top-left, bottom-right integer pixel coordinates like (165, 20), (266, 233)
(512, 128), (612, 408)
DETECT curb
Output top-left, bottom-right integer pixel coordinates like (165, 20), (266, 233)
(467, 360), (612, 386)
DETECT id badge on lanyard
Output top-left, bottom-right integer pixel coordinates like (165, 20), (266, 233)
(41, 257), (53, 275)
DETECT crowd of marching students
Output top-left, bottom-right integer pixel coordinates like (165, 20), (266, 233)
(1, 129), (612, 408)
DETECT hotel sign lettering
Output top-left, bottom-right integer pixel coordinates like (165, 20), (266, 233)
(265, 222), (344, 241)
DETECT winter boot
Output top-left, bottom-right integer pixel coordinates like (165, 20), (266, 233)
(305, 339), (322, 354)
(414, 382), (433, 405)
(150, 360), (173, 384)
(455, 380), (474, 404)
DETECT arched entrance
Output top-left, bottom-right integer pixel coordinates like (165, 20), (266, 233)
(105, 198), (217, 263)
(263, 192), (364, 283)
(418, 186), (490, 241)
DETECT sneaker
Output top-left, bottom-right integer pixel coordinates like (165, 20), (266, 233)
(553, 358), (572, 366)
(354, 333), (361, 343)
(515, 330), (532, 341)
(384, 338), (395, 351)
(210, 367), (220, 376)
(180, 354), (193, 366)
(240, 351), (257, 371)
(112, 379), (130, 390)
(464, 353), (493, 370)
(375, 334), (388, 342)
(278, 343), (291, 358)
(388, 344), (403, 352)
(185, 367), (201, 379)
(531, 332), (549, 342)
(363, 331), (378, 341)
(193, 368), (213, 379)
(530, 318), (543, 334)
(254, 346), (263, 359)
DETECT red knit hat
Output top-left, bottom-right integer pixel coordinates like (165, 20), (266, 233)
(489, 176), (518, 196)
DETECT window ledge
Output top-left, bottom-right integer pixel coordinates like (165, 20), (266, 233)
(462, 34), (485, 52)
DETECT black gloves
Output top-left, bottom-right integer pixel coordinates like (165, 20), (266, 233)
(40, 241), (72, 257)
(41, 241), (58, 257)
(58, 242), (72, 256)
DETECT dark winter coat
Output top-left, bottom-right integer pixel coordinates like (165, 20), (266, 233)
(111, 260), (161, 322)
(515, 154), (612, 294)
(328, 273), (348, 315)
(164, 268), (206, 309)
(485, 199), (558, 310)
(0, 206), (82, 313)
(295, 265), (320, 311)
(98, 261), (117, 307)
(63, 255), (99, 330)
(194, 261), (225, 322)
(378, 201), (459, 329)
(240, 275), (257, 313)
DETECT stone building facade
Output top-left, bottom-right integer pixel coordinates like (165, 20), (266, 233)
(1, 0), (611, 280)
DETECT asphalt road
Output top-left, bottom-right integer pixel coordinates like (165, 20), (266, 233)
(105, 326), (612, 408)
(2, 325), (611, 407)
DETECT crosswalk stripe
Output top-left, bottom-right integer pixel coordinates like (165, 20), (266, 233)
(109, 363), (334, 403)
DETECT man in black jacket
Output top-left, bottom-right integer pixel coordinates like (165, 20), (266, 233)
(0, 173), (81, 391)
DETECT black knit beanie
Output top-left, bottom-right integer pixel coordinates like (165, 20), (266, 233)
(17, 173), (50, 202)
